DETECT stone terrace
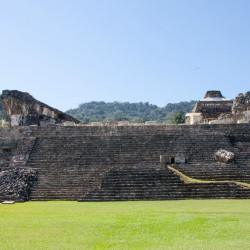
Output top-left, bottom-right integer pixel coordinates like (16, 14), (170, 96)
(0, 124), (249, 201)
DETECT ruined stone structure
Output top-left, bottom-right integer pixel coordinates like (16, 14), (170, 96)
(232, 91), (250, 123)
(186, 90), (250, 125)
(0, 90), (249, 201)
(186, 91), (233, 124)
(1, 90), (80, 127)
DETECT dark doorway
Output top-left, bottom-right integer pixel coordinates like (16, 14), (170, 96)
(2, 148), (11, 153)
(170, 157), (175, 164)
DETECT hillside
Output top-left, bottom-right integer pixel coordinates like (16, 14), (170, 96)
(66, 100), (197, 124)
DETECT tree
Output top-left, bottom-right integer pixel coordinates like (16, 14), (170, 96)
(171, 112), (185, 125)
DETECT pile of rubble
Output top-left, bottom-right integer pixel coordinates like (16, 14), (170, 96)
(0, 168), (37, 201)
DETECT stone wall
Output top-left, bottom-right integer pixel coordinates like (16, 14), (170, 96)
(193, 101), (233, 118)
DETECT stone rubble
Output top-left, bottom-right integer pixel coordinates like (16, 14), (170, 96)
(232, 91), (250, 114)
(0, 168), (38, 201)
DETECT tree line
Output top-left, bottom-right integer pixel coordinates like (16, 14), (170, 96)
(0, 96), (196, 124)
(66, 100), (196, 124)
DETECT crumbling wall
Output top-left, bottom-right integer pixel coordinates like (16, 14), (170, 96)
(9, 137), (37, 168)
(0, 141), (17, 168)
(192, 101), (233, 120)
(1, 90), (80, 127)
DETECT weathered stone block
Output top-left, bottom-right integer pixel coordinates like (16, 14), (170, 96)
(175, 155), (186, 164)
(214, 149), (235, 163)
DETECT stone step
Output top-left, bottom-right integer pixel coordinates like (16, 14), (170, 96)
(11, 125), (249, 201)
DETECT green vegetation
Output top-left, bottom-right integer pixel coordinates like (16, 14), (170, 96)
(168, 166), (250, 188)
(170, 112), (186, 124)
(0, 119), (9, 127)
(0, 200), (249, 249)
(0, 95), (8, 121)
(66, 100), (197, 124)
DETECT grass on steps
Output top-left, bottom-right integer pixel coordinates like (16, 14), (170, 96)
(168, 166), (250, 188)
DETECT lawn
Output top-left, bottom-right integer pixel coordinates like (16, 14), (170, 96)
(0, 200), (249, 249)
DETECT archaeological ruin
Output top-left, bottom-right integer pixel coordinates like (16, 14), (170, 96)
(0, 90), (249, 201)
(1, 90), (80, 127)
(186, 90), (250, 125)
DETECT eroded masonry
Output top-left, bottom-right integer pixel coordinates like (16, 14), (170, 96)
(0, 90), (249, 201)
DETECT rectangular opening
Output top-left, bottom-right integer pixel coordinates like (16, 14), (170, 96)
(170, 157), (175, 164)
(160, 155), (183, 165)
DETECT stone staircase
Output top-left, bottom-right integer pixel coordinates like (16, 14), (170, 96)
(27, 134), (234, 167)
(7, 124), (249, 201)
(172, 135), (250, 183)
(82, 166), (250, 201)
(173, 164), (250, 183)
(28, 166), (112, 200)
(27, 123), (250, 138)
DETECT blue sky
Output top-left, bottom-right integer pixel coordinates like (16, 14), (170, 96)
(0, 0), (249, 111)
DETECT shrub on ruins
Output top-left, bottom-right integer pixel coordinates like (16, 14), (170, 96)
(171, 112), (186, 124)
(0, 95), (8, 121)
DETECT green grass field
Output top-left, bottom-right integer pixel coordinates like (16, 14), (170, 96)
(0, 200), (249, 249)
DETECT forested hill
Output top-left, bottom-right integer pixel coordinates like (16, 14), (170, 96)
(1, 96), (197, 124)
(66, 100), (197, 124)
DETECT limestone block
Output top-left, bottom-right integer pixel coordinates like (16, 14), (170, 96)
(175, 155), (186, 164)
(91, 122), (103, 126)
(145, 121), (157, 125)
(237, 119), (249, 124)
(214, 149), (235, 163)
(118, 121), (130, 126)
(2, 201), (15, 204)
(209, 118), (234, 124)
(63, 121), (76, 126)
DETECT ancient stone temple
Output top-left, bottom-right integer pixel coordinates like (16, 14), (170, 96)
(0, 90), (249, 201)
(186, 90), (250, 124)
(186, 91), (233, 124)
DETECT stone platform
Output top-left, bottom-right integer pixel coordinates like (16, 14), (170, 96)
(0, 124), (249, 201)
